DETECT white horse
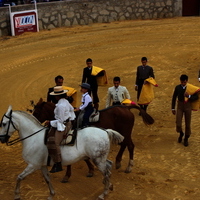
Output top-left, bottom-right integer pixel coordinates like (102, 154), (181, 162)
(0, 106), (124, 200)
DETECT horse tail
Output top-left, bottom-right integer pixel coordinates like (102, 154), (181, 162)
(105, 159), (113, 176)
(106, 129), (124, 144)
(126, 104), (154, 125)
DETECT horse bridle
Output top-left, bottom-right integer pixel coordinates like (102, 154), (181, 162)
(0, 110), (46, 146)
(0, 110), (17, 142)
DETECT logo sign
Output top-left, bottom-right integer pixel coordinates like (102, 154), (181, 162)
(15, 14), (35, 28)
(10, 10), (39, 36)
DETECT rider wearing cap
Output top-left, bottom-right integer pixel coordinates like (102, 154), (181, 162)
(77, 83), (94, 127)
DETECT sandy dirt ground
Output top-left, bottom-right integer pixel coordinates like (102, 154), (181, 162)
(0, 17), (200, 200)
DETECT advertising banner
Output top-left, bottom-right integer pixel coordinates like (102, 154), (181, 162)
(10, 10), (39, 36)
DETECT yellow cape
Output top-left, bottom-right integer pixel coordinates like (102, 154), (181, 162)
(185, 83), (200, 111)
(122, 99), (132, 104)
(122, 99), (136, 105)
(91, 66), (108, 86)
(138, 77), (158, 105)
(62, 86), (77, 108)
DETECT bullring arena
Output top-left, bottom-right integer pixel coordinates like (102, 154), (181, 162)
(0, 16), (200, 200)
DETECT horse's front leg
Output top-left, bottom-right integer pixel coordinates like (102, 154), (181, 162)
(85, 159), (94, 177)
(14, 164), (36, 200)
(61, 165), (71, 183)
(41, 166), (55, 200)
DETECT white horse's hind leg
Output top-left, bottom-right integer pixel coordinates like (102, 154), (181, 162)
(41, 166), (55, 200)
(95, 159), (113, 200)
(14, 164), (36, 200)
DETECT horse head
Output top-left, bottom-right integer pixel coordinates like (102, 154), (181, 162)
(0, 105), (16, 144)
(33, 99), (55, 123)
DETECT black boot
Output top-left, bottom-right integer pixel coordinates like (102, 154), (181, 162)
(49, 163), (56, 173)
(93, 103), (99, 112)
(50, 162), (63, 173)
(184, 135), (189, 147)
(178, 131), (184, 143)
(47, 155), (51, 166)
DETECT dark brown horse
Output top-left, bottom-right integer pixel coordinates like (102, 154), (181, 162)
(32, 98), (154, 182)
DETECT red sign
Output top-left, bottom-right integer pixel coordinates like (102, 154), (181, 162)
(12, 11), (38, 36)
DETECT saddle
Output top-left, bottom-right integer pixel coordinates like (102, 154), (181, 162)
(89, 109), (100, 123)
(45, 127), (77, 146)
(60, 129), (77, 146)
(76, 109), (100, 128)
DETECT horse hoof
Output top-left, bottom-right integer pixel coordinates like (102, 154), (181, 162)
(96, 196), (104, 200)
(61, 179), (68, 183)
(60, 177), (69, 183)
(115, 162), (121, 169)
(109, 183), (113, 191)
(124, 168), (132, 174)
(124, 169), (131, 173)
(86, 172), (94, 177)
(47, 196), (53, 200)
(14, 196), (21, 200)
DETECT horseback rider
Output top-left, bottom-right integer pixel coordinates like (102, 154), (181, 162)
(76, 83), (94, 127)
(45, 86), (76, 173)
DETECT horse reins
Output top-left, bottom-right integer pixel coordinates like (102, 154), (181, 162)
(1, 111), (46, 146)
(0, 110), (17, 136)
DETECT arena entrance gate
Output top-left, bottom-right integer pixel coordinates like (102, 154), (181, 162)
(182, 0), (200, 16)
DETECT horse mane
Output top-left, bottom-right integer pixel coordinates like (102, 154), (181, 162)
(99, 105), (127, 112)
(99, 104), (154, 125)
(14, 110), (43, 126)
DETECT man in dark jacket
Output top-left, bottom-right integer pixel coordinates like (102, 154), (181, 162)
(171, 74), (198, 147)
(47, 75), (64, 104)
(81, 58), (104, 110)
(135, 57), (155, 112)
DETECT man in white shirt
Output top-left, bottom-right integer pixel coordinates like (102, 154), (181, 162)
(106, 77), (131, 108)
(46, 86), (75, 173)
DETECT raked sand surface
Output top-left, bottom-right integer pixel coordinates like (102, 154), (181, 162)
(0, 17), (200, 200)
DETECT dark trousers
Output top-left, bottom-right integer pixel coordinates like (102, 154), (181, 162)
(140, 104), (148, 111)
(176, 101), (192, 136)
(47, 122), (71, 163)
(82, 104), (94, 126)
(88, 85), (99, 104)
(137, 79), (145, 100)
(137, 79), (148, 111)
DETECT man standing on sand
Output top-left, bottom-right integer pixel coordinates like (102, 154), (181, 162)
(171, 74), (199, 147)
(82, 58), (107, 111)
(106, 76), (131, 108)
(135, 57), (155, 112)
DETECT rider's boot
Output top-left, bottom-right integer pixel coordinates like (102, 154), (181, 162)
(93, 103), (99, 112)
